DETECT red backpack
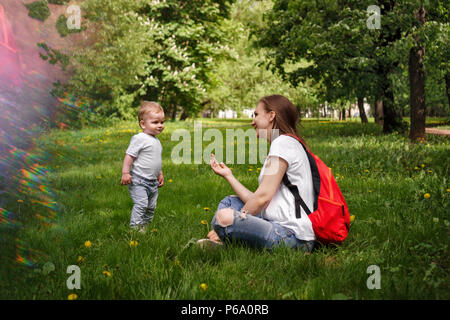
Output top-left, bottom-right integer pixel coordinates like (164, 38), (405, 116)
(282, 134), (351, 245)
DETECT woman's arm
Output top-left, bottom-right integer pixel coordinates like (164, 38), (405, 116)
(242, 156), (288, 215)
(210, 154), (253, 202)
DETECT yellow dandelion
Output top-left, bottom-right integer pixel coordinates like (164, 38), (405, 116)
(77, 256), (84, 263)
(168, 179), (173, 183)
(447, 189), (450, 192)
(129, 240), (139, 247)
(421, 164), (425, 168)
(200, 283), (208, 291)
(17, 199), (23, 203)
(414, 166), (419, 170)
(68, 293), (78, 300)
(203, 207), (210, 211)
(350, 215), (355, 222)
(424, 193), (431, 199)
(152, 228), (158, 233)
(364, 169), (369, 173)
(102, 271), (112, 277)
(84, 241), (92, 248)
(248, 168), (253, 171)
(201, 220), (208, 225)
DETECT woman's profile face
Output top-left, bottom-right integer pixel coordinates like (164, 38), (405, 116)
(251, 102), (274, 140)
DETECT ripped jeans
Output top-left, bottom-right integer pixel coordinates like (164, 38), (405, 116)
(211, 195), (315, 252)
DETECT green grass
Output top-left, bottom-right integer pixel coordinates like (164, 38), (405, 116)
(1, 119), (449, 300)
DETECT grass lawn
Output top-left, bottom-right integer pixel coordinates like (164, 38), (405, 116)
(1, 119), (449, 300)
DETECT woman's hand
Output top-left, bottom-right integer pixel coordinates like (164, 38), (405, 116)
(210, 154), (232, 178)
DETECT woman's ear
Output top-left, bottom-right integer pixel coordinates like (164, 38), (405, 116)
(268, 111), (276, 122)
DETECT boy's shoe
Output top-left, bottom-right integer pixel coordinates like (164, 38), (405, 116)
(138, 225), (147, 233)
(131, 225), (147, 233)
(196, 238), (223, 250)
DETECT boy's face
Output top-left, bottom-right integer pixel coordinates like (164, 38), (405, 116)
(140, 111), (165, 136)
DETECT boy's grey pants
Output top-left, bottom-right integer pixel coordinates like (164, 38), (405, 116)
(128, 174), (158, 227)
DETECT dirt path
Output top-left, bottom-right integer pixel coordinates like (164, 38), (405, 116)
(425, 128), (450, 137)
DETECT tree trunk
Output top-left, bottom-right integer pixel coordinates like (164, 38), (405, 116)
(381, 77), (404, 133)
(374, 98), (384, 125)
(408, 45), (426, 141)
(357, 97), (368, 124)
(171, 105), (177, 121)
(445, 73), (450, 109)
(341, 108), (346, 120)
(179, 109), (189, 120)
(375, 1), (405, 133)
(409, 6), (427, 142)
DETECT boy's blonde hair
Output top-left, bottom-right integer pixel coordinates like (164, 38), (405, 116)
(138, 101), (164, 122)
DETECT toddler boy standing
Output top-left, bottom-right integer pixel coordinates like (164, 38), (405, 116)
(121, 101), (165, 232)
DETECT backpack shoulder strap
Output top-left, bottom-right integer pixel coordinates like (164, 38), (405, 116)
(282, 174), (311, 218)
(281, 134), (321, 214)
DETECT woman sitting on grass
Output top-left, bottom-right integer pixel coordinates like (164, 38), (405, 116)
(199, 95), (316, 252)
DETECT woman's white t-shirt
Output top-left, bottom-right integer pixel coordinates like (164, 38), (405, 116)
(258, 135), (316, 241)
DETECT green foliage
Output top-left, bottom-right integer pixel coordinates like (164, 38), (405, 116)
(25, 0), (51, 22)
(48, 0), (69, 4)
(37, 42), (69, 70)
(255, 0), (449, 130)
(56, 14), (84, 37)
(47, 0), (70, 4)
(206, 0), (320, 114)
(54, 0), (235, 120)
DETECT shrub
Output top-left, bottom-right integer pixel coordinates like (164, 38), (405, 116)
(24, 0), (50, 22)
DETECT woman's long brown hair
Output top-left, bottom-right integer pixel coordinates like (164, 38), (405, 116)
(258, 95), (308, 148)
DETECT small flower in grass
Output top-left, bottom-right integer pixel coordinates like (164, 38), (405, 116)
(17, 199), (23, 203)
(364, 169), (369, 173)
(168, 179), (173, 183)
(84, 241), (92, 248)
(414, 166), (419, 170)
(447, 189), (450, 193)
(248, 168), (253, 171)
(201, 220), (208, 225)
(424, 193), (431, 199)
(77, 256), (84, 264)
(421, 164), (425, 168)
(350, 215), (355, 222)
(68, 293), (78, 300)
(102, 270), (112, 277)
(200, 283), (208, 291)
(129, 240), (138, 247)
(152, 228), (158, 233)
(203, 207), (210, 212)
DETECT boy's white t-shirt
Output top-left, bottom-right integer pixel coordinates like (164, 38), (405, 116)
(258, 135), (316, 241)
(126, 132), (162, 180)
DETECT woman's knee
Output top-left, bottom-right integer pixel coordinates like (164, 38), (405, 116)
(215, 208), (235, 227)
